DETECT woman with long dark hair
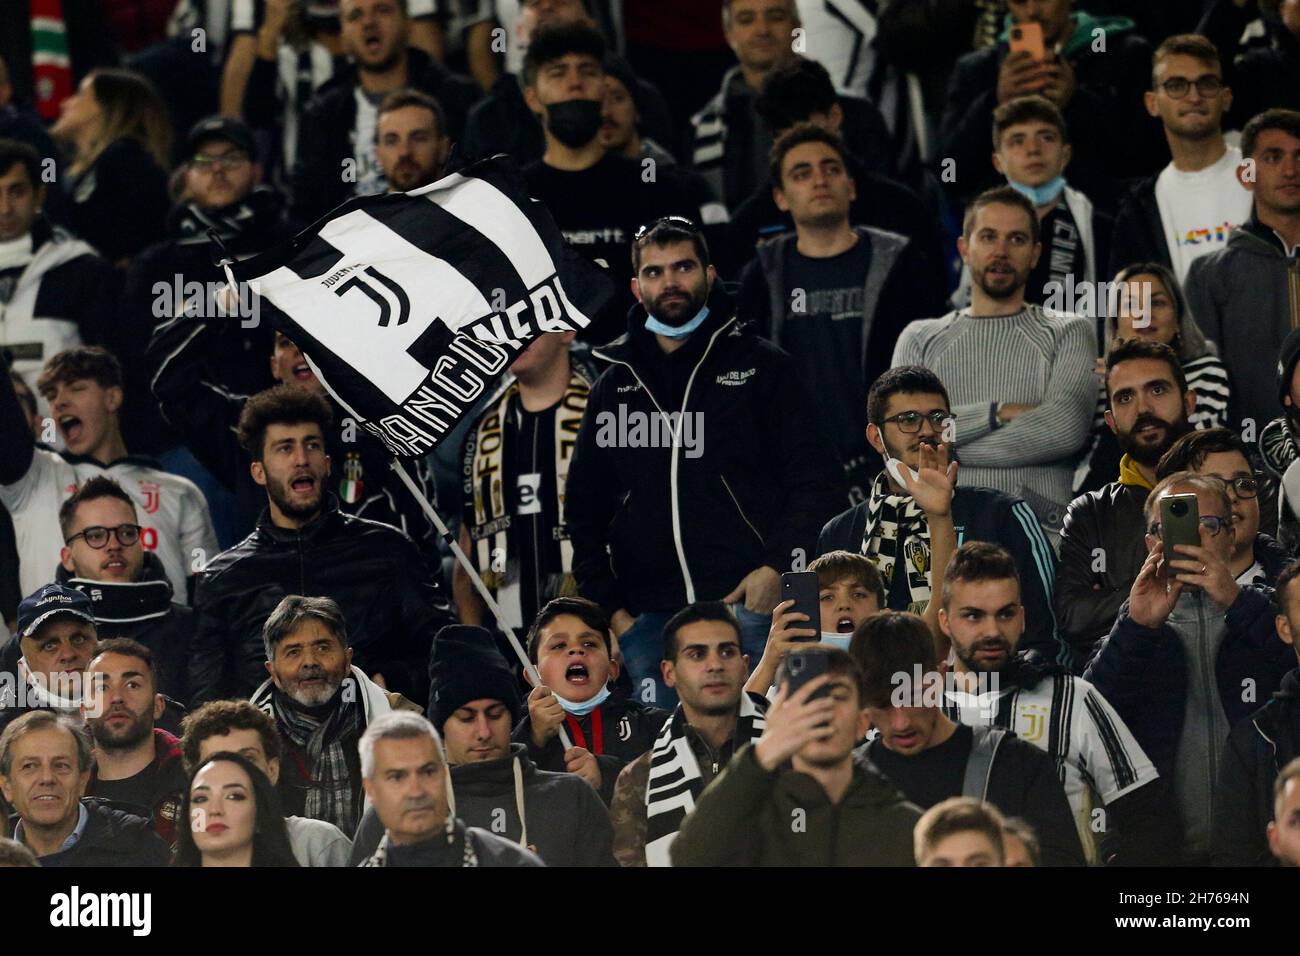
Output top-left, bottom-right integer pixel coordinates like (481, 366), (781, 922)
(173, 752), (300, 867)
(50, 67), (172, 263)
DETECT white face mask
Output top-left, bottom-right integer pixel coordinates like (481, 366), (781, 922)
(884, 456), (920, 489)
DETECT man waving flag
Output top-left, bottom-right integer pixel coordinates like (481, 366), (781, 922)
(227, 157), (614, 458)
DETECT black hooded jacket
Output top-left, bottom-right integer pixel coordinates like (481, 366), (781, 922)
(565, 285), (846, 615)
(189, 495), (453, 706)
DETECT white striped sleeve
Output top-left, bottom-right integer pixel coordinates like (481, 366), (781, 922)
(1183, 354), (1231, 429)
(1074, 678), (1160, 802)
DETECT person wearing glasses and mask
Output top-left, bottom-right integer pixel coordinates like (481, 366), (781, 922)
(817, 365), (1061, 661)
(1154, 429), (1289, 590)
(0, 476), (194, 708)
(1084, 472), (1295, 864)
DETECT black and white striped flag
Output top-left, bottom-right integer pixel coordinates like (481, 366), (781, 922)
(228, 157), (614, 457)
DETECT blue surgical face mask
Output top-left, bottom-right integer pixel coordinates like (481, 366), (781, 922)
(820, 633), (852, 652)
(1006, 174), (1066, 207)
(645, 305), (709, 339)
(553, 683), (612, 716)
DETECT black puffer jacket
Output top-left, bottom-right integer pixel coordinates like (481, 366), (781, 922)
(189, 495), (453, 706)
(32, 798), (172, 867)
(565, 286), (846, 615)
(1212, 667), (1300, 866)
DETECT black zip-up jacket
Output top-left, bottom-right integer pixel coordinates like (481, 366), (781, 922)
(565, 286), (846, 615)
(819, 483), (1064, 664)
(289, 47), (481, 226)
(511, 691), (670, 804)
(1212, 667), (1300, 866)
(1084, 592), (1294, 781)
(1107, 175), (1168, 278)
(189, 495), (453, 706)
(862, 724), (1086, 866)
(26, 798), (172, 867)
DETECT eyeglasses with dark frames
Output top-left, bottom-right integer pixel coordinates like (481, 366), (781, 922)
(878, 410), (954, 434)
(65, 524), (142, 549)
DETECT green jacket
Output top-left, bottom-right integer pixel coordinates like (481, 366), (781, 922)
(671, 744), (922, 866)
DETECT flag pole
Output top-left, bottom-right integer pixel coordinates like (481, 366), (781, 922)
(388, 459), (573, 751)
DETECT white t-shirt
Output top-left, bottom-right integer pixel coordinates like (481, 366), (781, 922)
(1154, 146), (1253, 284)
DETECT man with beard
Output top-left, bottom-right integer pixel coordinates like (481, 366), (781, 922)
(189, 387), (454, 705)
(938, 542), (1172, 865)
(567, 220), (844, 708)
(82, 639), (185, 848)
(817, 365), (1061, 661)
(375, 88), (449, 192)
(347, 624), (615, 866)
(1085, 475), (1294, 863)
(520, 20), (697, 346)
(892, 186), (1095, 540)
(356, 711), (543, 867)
(290, 0), (480, 225)
(0, 584), (97, 735)
(248, 595), (422, 836)
(1156, 429), (1289, 588)
(1056, 338), (1195, 665)
(671, 644), (920, 866)
(608, 602), (770, 866)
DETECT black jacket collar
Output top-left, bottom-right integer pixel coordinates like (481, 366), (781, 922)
(255, 492), (345, 544)
(595, 282), (740, 368)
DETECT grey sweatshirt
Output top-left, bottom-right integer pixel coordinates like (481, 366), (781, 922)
(891, 304), (1096, 530)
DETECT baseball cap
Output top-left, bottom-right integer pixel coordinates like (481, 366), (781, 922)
(17, 584), (95, 642)
(186, 115), (258, 161)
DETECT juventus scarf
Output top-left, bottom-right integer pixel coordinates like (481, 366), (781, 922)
(228, 157), (615, 458)
(644, 691), (768, 867)
(272, 688), (362, 835)
(860, 471), (933, 611)
(465, 370), (589, 607)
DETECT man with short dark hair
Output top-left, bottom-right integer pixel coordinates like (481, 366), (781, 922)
(180, 698), (352, 867)
(0, 710), (170, 866)
(608, 601), (768, 865)
(1085, 473), (1294, 863)
(81, 639), (185, 848)
(348, 623), (616, 866)
(1056, 338), (1196, 663)
(1156, 427), (1288, 588)
(189, 386), (453, 704)
(1109, 35), (1253, 281)
(520, 20), (697, 345)
(852, 610), (1084, 865)
(376, 87), (449, 191)
(1, 347), (217, 600)
(671, 643), (921, 866)
(817, 365), (1061, 659)
(290, 0), (480, 225)
(892, 186), (1096, 537)
(248, 594), (421, 835)
(1186, 108), (1300, 437)
(1214, 560), (1300, 866)
(738, 125), (942, 499)
(941, 542), (1170, 865)
(567, 219), (844, 707)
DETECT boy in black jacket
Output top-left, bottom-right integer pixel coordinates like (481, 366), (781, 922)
(852, 610), (1085, 866)
(513, 598), (668, 804)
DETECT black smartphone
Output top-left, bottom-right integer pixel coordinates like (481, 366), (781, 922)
(781, 571), (821, 643)
(1159, 493), (1201, 558)
(784, 650), (833, 700)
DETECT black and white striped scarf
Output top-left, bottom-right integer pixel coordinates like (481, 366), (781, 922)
(860, 471), (932, 610)
(644, 692), (768, 867)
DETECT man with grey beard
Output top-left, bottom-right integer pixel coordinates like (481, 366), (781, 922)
(250, 595), (422, 837)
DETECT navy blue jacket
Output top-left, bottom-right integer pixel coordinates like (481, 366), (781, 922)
(1084, 590), (1294, 780)
(818, 483), (1064, 663)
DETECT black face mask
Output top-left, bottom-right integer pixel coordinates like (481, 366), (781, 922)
(545, 98), (603, 149)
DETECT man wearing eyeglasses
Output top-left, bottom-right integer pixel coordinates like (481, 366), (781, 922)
(816, 365), (1062, 661)
(1109, 34), (1253, 283)
(1084, 472), (1294, 864)
(1156, 428), (1290, 590)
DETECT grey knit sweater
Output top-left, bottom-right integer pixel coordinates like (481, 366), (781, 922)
(891, 304), (1095, 529)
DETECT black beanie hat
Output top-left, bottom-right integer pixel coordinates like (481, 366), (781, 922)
(428, 625), (522, 730)
(1279, 325), (1300, 406)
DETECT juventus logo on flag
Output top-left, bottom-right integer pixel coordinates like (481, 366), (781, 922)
(229, 157), (615, 457)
